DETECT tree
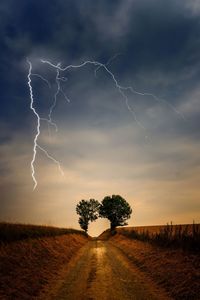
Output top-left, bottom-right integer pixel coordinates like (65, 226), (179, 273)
(99, 195), (132, 231)
(76, 199), (100, 232)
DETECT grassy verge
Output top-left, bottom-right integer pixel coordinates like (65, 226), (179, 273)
(0, 223), (88, 299)
(110, 233), (200, 300)
(0, 222), (87, 244)
(117, 223), (200, 252)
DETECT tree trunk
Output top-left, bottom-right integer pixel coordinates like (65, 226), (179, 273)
(110, 223), (116, 235)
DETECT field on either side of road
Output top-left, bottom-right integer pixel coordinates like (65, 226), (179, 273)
(108, 226), (200, 300)
(0, 223), (88, 300)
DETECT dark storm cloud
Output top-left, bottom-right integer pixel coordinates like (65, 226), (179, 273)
(1, 0), (200, 127)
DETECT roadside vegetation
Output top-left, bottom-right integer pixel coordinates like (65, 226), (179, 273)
(117, 222), (200, 252)
(110, 225), (200, 300)
(0, 222), (87, 244)
(0, 223), (88, 299)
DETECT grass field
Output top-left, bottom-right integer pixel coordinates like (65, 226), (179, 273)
(0, 222), (87, 244)
(116, 222), (200, 251)
(1, 222), (199, 299)
(110, 225), (200, 300)
(0, 223), (88, 299)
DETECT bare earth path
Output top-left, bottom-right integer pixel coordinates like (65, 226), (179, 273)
(48, 240), (171, 300)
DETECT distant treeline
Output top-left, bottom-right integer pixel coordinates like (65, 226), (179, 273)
(0, 222), (87, 244)
(118, 223), (200, 252)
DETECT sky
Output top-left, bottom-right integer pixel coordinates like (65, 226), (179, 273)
(0, 0), (200, 236)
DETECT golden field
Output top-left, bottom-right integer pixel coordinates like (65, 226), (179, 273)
(117, 223), (200, 236)
(108, 224), (200, 299)
(0, 223), (88, 299)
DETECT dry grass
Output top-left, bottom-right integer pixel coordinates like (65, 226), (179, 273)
(117, 223), (200, 251)
(0, 223), (88, 299)
(110, 231), (200, 300)
(117, 223), (199, 236)
(0, 222), (87, 243)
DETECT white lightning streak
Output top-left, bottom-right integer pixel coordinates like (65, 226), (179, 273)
(95, 55), (185, 121)
(31, 72), (58, 130)
(28, 56), (185, 189)
(94, 53), (122, 77)
(31, 73), (51, 89)
(27, 59), (40, 190)
(37, 144), (64, 176)
(41, 59), (147, 129)
(48, 66), (70, 133)
(41, 59), (185, 125)
(27, 59), (64, 190)
(127, 87), (186, 120)
(48, 67), (60, 132)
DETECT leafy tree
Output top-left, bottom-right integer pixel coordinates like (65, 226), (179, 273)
(99, 195), (132, 231)
(76, 199), (100, 232)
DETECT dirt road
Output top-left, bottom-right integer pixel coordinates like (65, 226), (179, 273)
(49, 240), (170, 300)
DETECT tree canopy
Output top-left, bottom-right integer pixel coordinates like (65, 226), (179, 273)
(76, 195), (132, 232)
(99, 195), (132, 230)
(76, 199), (100, 232)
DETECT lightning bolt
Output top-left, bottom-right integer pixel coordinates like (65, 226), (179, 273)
(37, 145), (64, 176)
(28, 56), (184, 189)
(94, 53), (122, 77)
(46, 64), (70, 134)
(27, 59), (64, 190)
(41, 58), (185, 126)
(40, 59), (147, 129)
(31, 72), (58, 130)
(31, 73), (51, 89)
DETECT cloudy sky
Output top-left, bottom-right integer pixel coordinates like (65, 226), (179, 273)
(0, 0), (200, 235)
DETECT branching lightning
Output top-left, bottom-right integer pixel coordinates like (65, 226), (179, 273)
(31, 73), (51, 89)
(41, 58), (147, 129)
(27, 59), (40, 190)
(47, 65), (70, 133)
(27, 59), (64, 190)
(28, 56), (184, 190)
(37, 145), (64, 176)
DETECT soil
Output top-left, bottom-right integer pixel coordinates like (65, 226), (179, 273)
(46, 240), (171, 300)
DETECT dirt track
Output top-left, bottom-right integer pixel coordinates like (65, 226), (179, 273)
(48, 240), (170, 300)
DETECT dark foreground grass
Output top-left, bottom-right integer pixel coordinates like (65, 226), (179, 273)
(0, 233), (88, 299)
(110, 234), (200, 300)
(0, 222), (87, 244)
(118, 222), (200, 252)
